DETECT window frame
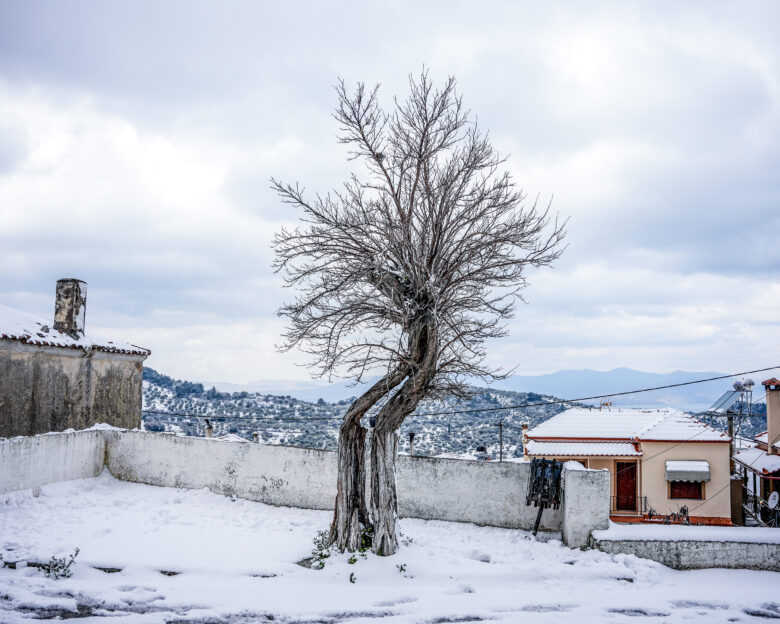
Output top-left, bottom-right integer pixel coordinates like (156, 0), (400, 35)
(668, 480), (704, 500)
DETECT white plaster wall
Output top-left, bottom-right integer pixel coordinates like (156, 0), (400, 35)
(562, 466), (611, 548)
(397, 454), (562, 530)
(105, 431), (566, 531)
(2, 429), (608, 540)
(104, 430), (338, 510)
(0, 429), (105, 495)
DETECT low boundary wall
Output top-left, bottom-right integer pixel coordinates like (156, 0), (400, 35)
(592, 537), (780, 572)
(104, 431), (570, 533)
(2, 428), (610, 548)
(5, 429), (778, 568)
(0, 429), (105, 495)
(104, 430), (336, 511)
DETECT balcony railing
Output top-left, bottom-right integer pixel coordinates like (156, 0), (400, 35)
(742, 485), (780, 528)
(610, 495), (648, 514)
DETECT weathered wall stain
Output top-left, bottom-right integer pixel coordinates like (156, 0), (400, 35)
(0, 343), (145, 437)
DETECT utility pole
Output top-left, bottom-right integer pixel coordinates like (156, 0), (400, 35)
(499, 421), (504, 462)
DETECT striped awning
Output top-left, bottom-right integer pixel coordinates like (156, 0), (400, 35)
(665, 460), (710, 482)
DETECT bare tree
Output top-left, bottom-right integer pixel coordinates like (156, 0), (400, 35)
(272, 71), (566, 555)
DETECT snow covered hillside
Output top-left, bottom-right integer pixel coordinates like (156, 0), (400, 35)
(142, 368), (764, 458)
(142, 368), (577, 459)
(2, 474), (778, 623)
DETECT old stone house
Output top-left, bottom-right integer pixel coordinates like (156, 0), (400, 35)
(0, 279), (150, 437)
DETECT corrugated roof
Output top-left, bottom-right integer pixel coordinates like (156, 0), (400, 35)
(0, 303), (150, 357)
(733, 446), (780, 475)
(525, 440), (642, 457)
(526, 407), (727, 442)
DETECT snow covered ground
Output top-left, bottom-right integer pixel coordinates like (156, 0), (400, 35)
(1, 473), (779, 623)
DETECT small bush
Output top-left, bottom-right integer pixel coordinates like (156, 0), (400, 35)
(42, 548), (80, 579)
(311, 530), (331, 570)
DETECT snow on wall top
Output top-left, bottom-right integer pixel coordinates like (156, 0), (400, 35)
(0, 303), (150, 357)
(527, 407), (728, 442)
(593, 520), (780, 544)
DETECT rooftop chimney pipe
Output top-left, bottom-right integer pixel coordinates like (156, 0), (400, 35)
(53, 279), (87, 339)
(763, 378), (780, 455)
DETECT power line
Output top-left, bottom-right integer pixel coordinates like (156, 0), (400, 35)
(415, 365), (780, 417)
(142, 365), (779, 423)
(141, 409), (342, 422)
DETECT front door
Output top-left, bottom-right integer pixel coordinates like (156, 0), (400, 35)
(616, 461), (637, 511)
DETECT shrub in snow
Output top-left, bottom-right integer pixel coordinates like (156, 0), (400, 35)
(41, 548), (80, 579)
(311, 530), (332, 570)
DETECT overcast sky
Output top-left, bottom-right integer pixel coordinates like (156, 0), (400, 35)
(1, 1), (778, 386)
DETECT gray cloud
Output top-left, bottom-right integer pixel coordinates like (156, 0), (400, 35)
(0, 0), (778, 383)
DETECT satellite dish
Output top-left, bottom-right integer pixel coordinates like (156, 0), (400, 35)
(769, 491), (779, 510)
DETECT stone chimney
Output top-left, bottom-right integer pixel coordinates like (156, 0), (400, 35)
(763, 378), (780, 455)
(53, 279), (87, 339)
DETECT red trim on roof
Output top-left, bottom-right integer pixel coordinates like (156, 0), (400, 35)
(527, 435), (728, 443)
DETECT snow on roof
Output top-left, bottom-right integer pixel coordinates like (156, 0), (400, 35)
(665, 460), (709, 472)
(733, 446), (780, 475)
(0, 303), (150, 357)
(525, 440), (642, 457)
(755, 431), (780, 449)
(665, 460), (710, 482)
(526, 407), (727, 442)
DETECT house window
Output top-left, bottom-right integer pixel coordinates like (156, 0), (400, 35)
(669, 481), (703, 500)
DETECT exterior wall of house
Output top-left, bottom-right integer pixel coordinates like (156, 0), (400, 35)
(0, 341), (145, 438)
(587, 458), (612, 471)
(527, 446), (730, 522)
(527, 455), (633, 506)
(640, 441), (731, 520)
(766, 385), (780, 455)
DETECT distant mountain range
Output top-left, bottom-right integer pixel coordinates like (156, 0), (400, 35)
(205, 367), (755, 411)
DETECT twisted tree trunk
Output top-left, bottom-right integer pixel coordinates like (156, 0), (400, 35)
(369, 319), (438, 556)
(329, 414), (370, 551)
(369, 423), (400, 555)
(329, 368), (407, 552)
